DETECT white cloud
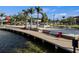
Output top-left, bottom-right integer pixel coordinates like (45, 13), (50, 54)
(43, 8), (56, 13)
(57, 13), (67, 16)
(49, 13), (67, 20)
(43, 8), (50, 12)
(51, 13), (67, 18)
(33, 13), (42, 18)
(33, 13), (37, 16)
(70, 14), (78, 17)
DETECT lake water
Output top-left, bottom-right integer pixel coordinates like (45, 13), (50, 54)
(49, 28), (79, 36)
(0, 30), (27, 53)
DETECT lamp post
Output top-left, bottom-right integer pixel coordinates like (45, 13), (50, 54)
(53, 14), (55, 27)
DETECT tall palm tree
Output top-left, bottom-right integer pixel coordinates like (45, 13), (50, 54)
(13, 15), (18, 25)
(28, 8), (35, 29)
(41, 12), (48, 27)
(22, 9), (29, 29)
(35, 6), (43, 28)
(0, 13), (5, 25)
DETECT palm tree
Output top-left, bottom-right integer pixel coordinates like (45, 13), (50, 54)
(13, 15), (18, 25)
(28, 8), (35, 29)
(22, 9), (29, 29)
(0, 13), (5, 25)
(35, 6), (43, 28)
(41, 12), (48, 27)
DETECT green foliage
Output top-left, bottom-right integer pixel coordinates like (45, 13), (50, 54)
(0, 13), (5, 17)
(35, 6), (43, 19)
(70, 25), (79, 29)
(60, 17), (75, 25)
(41, 13), (48, 23)
(22, 10), (28, 16)
(10, 6), (50, 26)
(35, 6), (43, 13)
(28, 8), (35, 14)
(31, 28), (39, 31)
(10, 16), (15, 24)
(15, 41), (46, 53)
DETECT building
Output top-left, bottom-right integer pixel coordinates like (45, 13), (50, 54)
(73, 16), (79, 25)
(0, 16), (10, 25)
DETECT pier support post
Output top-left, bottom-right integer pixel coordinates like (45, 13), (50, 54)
(73, 47), (76, 53)
(42, 40), (44, 44)
(72, 39), (78, 53)
(55, 45), (58, 52)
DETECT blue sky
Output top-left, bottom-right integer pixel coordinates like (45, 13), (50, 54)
(0, 6), (79, 20)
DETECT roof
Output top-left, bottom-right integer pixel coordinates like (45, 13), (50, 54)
(73, 16), (79, 18)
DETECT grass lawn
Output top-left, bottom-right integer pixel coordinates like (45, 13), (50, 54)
(50, 24), (79, 29)
(70, 25), (79, 29)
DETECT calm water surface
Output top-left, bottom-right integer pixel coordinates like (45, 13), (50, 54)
(0, 30), (27, 53)
(49, 28), (79, 35)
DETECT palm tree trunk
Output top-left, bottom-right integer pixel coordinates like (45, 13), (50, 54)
(36, 13), (39, 28)
(25, 19), (27, 29)
(1, 20), (3, 26)
(43, 22), (45, 28)
(30, 15), (32, 29)
(25, 16), (28, 29)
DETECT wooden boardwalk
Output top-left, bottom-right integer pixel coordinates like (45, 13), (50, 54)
(0, 26), (79, 53)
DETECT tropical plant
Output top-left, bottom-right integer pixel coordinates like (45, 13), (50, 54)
(66, 17), (74, 25)
(22, 9), (29, 28)
(0, 13), (5, 25)
(28, 8), (35, 29)
(60, 17), (74, 25)
(35, 6), (43, 28)
(10, 16), (15, 25)
(41, 12), (48, 27)
(0, 13), (5, 17)
(41, 13), (48, 23)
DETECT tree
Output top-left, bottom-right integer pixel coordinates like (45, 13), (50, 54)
(55, 19), (60, 25)
(0, 13), (5, 25)
(10, 16), (15, 25)
(66, 17), (74, 25)
(61, 17), (74, 25)
(28, 8), (35, 29)
(22, 9), (29, 28)
(60, 16), (66, 25)
(0, 13), (4, 17)
(41, 13), (48, 23)
(35, 6), (43, 28)
(41, 12), (48, 27)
